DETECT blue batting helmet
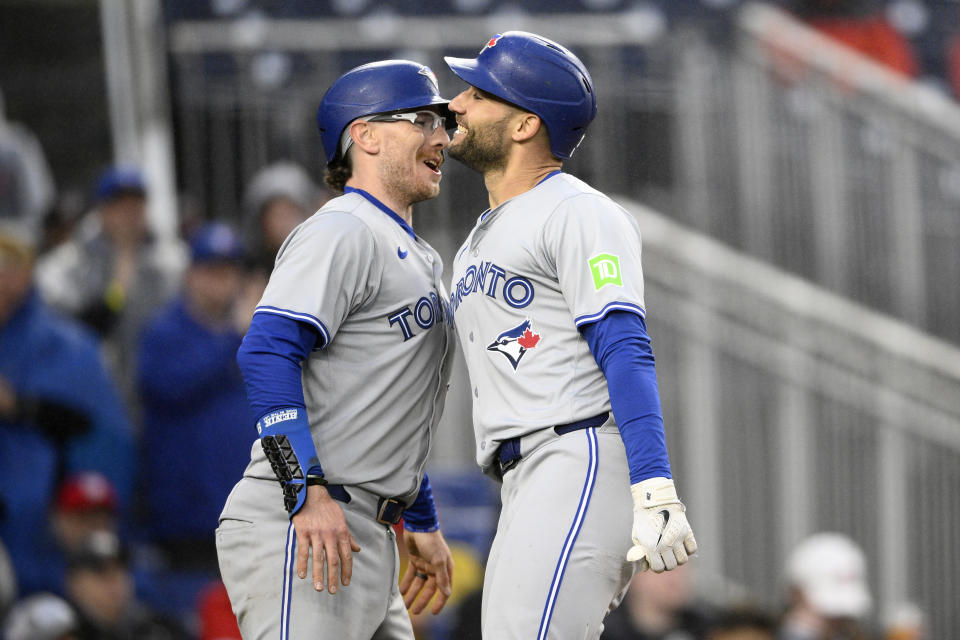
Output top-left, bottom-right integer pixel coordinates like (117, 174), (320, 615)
(444, 31), (597, 159)
(317, 60), (452, 163)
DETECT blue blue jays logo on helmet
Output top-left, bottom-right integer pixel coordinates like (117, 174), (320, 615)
(488, 319), (541, 370)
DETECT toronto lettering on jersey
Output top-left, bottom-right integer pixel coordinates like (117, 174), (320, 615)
(387, 289), (453, 341)
(449, 260), (534, 312)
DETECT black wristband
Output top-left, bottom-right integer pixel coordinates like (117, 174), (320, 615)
(306, 475), (328, 487)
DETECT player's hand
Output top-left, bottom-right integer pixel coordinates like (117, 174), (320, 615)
(292, 485), (361, 594)
(400, 529), (454, 615)
(627, 477), (697, 573)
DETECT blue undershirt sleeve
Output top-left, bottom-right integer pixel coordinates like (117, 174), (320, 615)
(236, 311), (325, 515)
(402, 473), (440, 533)
(580, 310), (672, 484)
(236, 311), (322, 421)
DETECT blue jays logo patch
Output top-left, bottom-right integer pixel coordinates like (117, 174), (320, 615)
(481, 34), (503, 53)
(487, 319), (541, 370)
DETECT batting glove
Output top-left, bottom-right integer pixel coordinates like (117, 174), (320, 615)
(627, 477), (697, 572)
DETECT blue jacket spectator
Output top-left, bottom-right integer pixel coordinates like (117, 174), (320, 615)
(136, 222), (253, 564)
(0, 221), (134, 597)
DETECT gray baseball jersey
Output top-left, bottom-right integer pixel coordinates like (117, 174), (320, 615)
(449, 171), (644, 639)
(245, 190), (454, 501)
(217, 190), (454, 640)
(450, 171), (646, 467)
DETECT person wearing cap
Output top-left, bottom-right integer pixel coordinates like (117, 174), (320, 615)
(441, 32), (696, 638)
(236, 162), (330, 336)
(51, 471), (119, 555)
(35, 165), (187, 405)
(0, 220), (134, 597)
(778, 532), (873, 640)
(242, 161), (327, 275)
(63, 530), (190, 640)
(136, 222), (252, 572)
(217, 60), (455, 639)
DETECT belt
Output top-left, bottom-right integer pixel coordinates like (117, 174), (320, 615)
(495, 412), (609, 477)
(324, 484), (407, 526)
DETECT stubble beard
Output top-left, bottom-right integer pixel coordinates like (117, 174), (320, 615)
(447, 116), (511, 174)
(378, 147), (440, 207)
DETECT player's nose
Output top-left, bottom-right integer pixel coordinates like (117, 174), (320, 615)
(448, 89), (468, 114)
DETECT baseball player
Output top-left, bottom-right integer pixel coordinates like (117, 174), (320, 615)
(442, 32), (698, 638)
(215, 60), (456, 640)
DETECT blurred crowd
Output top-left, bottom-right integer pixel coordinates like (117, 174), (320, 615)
(0, 137), (332, 638)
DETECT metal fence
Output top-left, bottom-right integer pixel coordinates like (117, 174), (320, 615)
(161, 5), (960, 634)
(673, 3), (960, 347)
(630, 198), (960, 635)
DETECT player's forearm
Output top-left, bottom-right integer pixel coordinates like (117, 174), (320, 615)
(581, 310), (672, 483)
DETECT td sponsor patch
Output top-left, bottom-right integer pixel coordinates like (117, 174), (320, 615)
(588, 253), (622, 290)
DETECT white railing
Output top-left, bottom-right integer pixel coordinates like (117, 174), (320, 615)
(627, 197), (960, 633)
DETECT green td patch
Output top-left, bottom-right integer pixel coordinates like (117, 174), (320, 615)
(588, 253), (622, 290)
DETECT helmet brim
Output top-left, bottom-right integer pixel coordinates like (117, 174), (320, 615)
(444, 56), (514, 107)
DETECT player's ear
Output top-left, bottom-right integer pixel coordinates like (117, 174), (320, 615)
(512, 113), (542, 144)
(349, 120), (381, 156)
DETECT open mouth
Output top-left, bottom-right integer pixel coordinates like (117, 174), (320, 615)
(423, 158), (442, 174)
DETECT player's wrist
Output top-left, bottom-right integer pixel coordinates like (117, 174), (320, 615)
(256, 407), (322, 516)
(630, 476), (679, 509)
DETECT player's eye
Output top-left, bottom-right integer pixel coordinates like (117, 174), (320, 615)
(414, 111), (444, 132)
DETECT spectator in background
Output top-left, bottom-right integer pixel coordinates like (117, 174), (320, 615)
(35, 165), (186, 407)
(238, 162), (327, 323)
(2, 591), (80, 640)
(600, 563), (712, 640)
(241, 161), (325, 275)
(778, 532), (872, 640)
(51, 472), (120, 555)
(791, 0), (918, 77)
(0, 85), (56, 238)
(136, 221), (252, 572)
(0, 220), (134, 597)
(64, 530), (190, 640)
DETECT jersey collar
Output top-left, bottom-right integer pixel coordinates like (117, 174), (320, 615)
(480, 170), (564, 221)
(344, 186), (416, 240)
(538, 170), (563, 185)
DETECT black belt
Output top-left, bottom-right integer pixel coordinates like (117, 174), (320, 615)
(324, 484), (406, 526)
(495, 412), (609, 477)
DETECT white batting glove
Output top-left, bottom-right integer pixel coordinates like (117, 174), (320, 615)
(627, 477), (698, 572)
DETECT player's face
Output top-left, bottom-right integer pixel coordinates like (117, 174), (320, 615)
(447, 86), (516, 173)
(375, 108), (450, 205)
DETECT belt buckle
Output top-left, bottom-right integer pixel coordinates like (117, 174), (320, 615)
(377, 498), (404, 525)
